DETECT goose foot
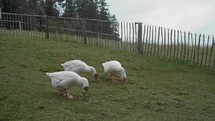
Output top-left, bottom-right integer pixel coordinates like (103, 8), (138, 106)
(61, 89), (69, 97)
(112, 79), (118, 83)
(67, 95), (73, 99)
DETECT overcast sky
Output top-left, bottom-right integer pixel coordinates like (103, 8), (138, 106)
(106, 0), (215, 36)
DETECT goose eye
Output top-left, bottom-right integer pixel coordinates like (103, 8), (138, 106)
(83, 87), (89, 92)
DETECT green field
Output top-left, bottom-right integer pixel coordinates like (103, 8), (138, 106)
(0, 33), (215, 121)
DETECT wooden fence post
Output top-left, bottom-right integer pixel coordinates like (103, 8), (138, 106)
(19, 21), (21, 31)
(45, 15), (49, 39)
(163, 28), (167, 56)
(193, 33), (197, 64)
(209, 36), (214, 69)
(212, 36), (215, 68)
(205, 35), (210, 67)
(200, 34), (205, 67)
(145, 25), (149, 53)
(179, 31), (184, 60)
(170, 29), (173, 59)
(157, 27), (160, 56)
(80, 18), (87, 44)
(151, 26), (154, 55)
(132, 23), (135, 52)
(190, 33), (194, 64)
(136, 22), (142, 53)
(197, 34), (201, 65)
(187, 32), (190, 62)
(183, 31), (186, 62)
(148, 25), (152, 54)
(0, 8), (1, 19)
(160, 27), (164, 56)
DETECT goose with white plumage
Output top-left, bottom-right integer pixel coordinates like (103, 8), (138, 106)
(46, 71), (89, 99)
(102, 60), (127, 82)
(61, 60), (98, 80)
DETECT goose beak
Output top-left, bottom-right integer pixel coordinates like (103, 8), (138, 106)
(115, 74), (121, 79)
(115, 74), (127, 82)
(94, 74), (98, 80)
(83, 87), (89, 96)
(120, 77), (127, 82)
(83, 91), (88, 96)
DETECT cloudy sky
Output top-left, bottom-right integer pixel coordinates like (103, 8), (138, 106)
(106, 0), (215, 36)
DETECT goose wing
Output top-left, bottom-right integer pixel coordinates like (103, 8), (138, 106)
(47, 71), (80, 88)
(47, 71), (79, 81)
(62, 60), (88, 73)
(103, 60), (122, 73)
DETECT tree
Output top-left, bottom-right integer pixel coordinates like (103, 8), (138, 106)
(98, 0), (109, 20)
(75, 0), (97, 19)
(45, 0), (59, 16)
(62, 0), (76, 17)
(26, 0), (46, 15)
(37, 0), (46, 15)
(1, 0), (28, 13)
(27, 0), (38, 14)
(59, 0), (118, 36)
(0, 0), (46, 15)
(0, 0), (119, 37)
(0, 0), (3, 9)
(109, 14), (119, 38)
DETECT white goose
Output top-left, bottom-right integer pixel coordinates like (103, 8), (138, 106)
(46, 71), (89, 98)
(61, 60), (98, 80)
(102, 60), (127, 82)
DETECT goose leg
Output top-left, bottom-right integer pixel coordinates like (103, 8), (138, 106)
(62, 89), (69, 97)
(67, 95), (73, 99)
(61, 89), (73, 98)
(111, 73), (118, 83)
(67, 90), (74, 99)
(115, 74), (121, 80)
(107, 73), (112, 80)
(65, 89), (73, 99)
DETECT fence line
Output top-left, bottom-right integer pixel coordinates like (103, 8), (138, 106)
(0, 12), (215, 69)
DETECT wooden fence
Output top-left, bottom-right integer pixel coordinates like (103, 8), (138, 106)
(120, 23), (215, 68)
(0, 12), (215, 69)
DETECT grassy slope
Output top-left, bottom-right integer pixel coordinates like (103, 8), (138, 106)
(0, 34), (215, 121)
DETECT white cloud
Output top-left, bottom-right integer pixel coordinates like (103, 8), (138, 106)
(107, 0), (215, 35)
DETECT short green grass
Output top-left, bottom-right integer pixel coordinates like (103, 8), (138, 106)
(0, 33), (215, 121)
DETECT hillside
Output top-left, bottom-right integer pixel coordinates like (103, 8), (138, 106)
(0, 34), (215, 121)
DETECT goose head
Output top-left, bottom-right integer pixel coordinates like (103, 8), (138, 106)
(115, 74), (127, 82)
(81, 77), (89, 96)
(88, 66), (98, 80)
(117, 67), (127, 82)
(83, 86), (89, 96)
(94, 73), (98, 80)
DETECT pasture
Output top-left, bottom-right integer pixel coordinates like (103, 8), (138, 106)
(0, 34), (215, 121)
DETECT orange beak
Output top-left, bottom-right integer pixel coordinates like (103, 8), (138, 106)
(115, 74), (127, 82)
(83, 91), (88, 96)
(115, 74), (121, 79)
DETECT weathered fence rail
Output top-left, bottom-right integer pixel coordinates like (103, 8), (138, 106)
(0, 12), (215, 69)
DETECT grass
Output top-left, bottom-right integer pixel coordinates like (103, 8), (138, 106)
(0, 33), (215, 121)
(2, 29), (215, 69)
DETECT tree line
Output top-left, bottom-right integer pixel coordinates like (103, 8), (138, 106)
(0, 0), (118, 37)
(0, 0), (118, 23)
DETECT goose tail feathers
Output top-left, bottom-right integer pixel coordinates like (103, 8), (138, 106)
(46, 72), (50, 76)
(46, 72), (54, 77)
